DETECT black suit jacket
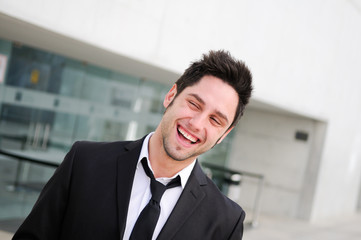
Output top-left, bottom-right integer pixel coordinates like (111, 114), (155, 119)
(13, 138), (245, 240)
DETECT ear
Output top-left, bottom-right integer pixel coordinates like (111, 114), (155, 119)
(216, 126), (234, 144)
(163, 84), (177, 108)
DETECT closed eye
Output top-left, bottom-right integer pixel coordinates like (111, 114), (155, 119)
(188, 101), (200, 110)
(210, 117), (221, 126)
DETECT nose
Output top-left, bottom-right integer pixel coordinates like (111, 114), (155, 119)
(188, 113), (206, 132)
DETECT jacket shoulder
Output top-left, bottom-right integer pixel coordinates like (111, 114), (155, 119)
(72, 140), (131, 151)
(194, 162), (244, 215)
(204, 175), (244, 214)
(64, 139), (142, 168)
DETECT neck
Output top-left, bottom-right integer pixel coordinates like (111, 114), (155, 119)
(148, 131), (195, 178)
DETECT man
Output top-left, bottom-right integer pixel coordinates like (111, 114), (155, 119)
(13, 50), (253, 240)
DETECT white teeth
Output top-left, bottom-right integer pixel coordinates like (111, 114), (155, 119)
(178, 127), (197, 143)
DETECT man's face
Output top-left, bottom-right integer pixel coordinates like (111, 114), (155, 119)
(159, 75), (238, 162)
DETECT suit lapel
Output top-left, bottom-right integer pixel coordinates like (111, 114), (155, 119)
(116, 138), (145, 239)
(157, 161), (208, 240)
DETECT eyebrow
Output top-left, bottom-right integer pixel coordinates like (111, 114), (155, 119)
(189, 93), (229, 124)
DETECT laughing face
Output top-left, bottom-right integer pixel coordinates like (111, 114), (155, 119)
(158, 75), (239, 163)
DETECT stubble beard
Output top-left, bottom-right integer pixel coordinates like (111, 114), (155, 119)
(159, 104), (225, 162)
(162, 134), (198, 162)
(160, 105), (196, 162)
(161, 129), (221, 162)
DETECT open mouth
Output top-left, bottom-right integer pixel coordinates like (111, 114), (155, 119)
(177, 126), (199, 144)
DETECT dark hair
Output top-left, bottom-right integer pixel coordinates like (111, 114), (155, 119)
(175, 50), (253, 128)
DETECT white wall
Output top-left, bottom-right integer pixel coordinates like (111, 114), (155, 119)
(1, 0), (361, 222)
(229, 108), (318, 218)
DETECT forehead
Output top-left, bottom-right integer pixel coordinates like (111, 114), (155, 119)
(180, 76), (238, 121)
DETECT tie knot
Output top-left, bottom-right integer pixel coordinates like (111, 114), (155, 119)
(141, 158), (181, 203)
(130, 158), (181, 240)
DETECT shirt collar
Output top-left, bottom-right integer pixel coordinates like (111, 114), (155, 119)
(137, 132), (196, 189)
(138, 132), (153, 163)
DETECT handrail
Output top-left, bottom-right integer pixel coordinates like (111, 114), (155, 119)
(201, 161), (264, 228)
(0, 149), (263, 228)
(0, 148), (60, 192)
(0, 148), (60, 168)
(201, 162), (264, 179)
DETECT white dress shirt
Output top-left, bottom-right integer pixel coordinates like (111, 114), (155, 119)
(123, 133), (196, 240)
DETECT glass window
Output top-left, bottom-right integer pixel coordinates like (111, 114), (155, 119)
(0, 39), (234, 166)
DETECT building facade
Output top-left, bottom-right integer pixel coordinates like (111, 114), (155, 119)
(1, 0), (361, 223)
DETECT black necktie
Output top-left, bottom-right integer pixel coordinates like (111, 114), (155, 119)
(129, 158), (181, 240)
